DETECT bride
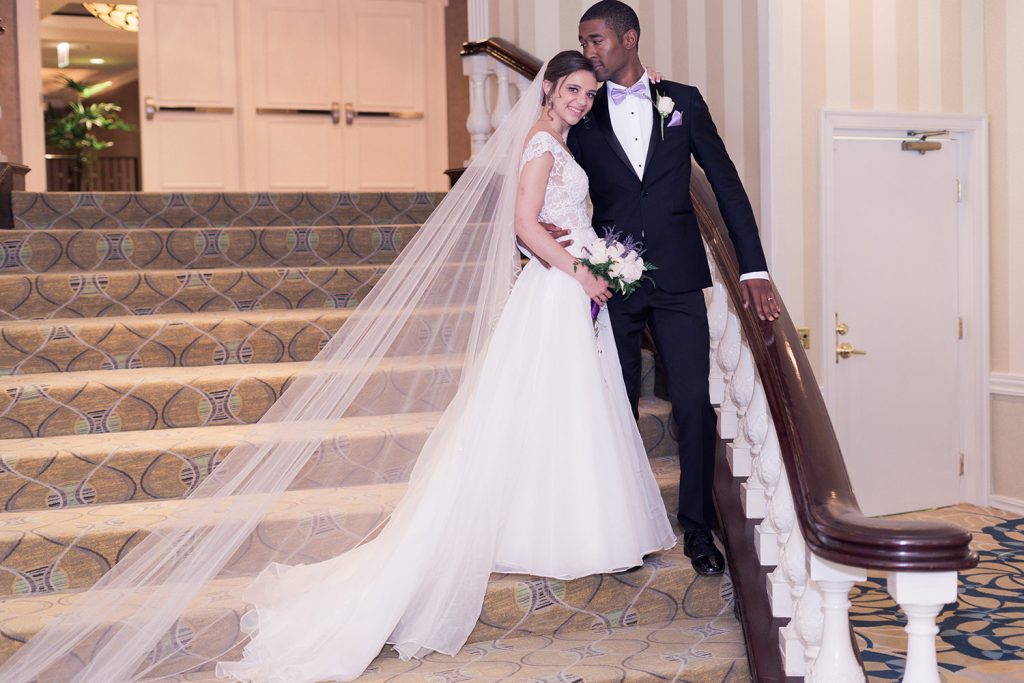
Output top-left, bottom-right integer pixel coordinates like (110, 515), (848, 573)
(0, 51), (675, 683)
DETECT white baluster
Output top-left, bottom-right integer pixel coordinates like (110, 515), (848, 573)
(790, 573), (825, 676)
(768, 483), (801, 618)
(490, 63), (513, 131)
(761, 463), (795, 568)
(887, 571), (958, 683)
(706, 280), (728, 404)
(806, 555), (867, 683)
(778, 527), (810, 673)
(743, 421), (779, 520)
(752, 427), (782, 558)
(463, 54), (493, 160)
(725, 344), (755, 474)
(715, 310), (741, 438)
(728, 378), (766, 478)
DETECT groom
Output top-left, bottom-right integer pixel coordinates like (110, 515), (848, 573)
(565, 1), (779, 576)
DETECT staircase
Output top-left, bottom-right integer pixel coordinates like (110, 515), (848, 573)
(0, 191), (748, 681)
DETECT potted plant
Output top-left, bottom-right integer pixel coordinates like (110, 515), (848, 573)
(44, 76), (133, 191)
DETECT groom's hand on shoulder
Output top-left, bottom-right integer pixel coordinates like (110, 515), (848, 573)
(740, 278), (781, 322)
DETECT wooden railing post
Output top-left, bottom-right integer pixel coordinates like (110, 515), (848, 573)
(0, 163), (30, 230)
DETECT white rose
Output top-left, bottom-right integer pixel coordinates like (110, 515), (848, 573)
(609, 241), (625, 257)
(656, 95), (675, 116)
(608, 259), (624, 279)
(586, 242), (611, 264)
(621, 259), (645, 283)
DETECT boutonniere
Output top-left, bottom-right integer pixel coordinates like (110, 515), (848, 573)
(654, 91), (675, 140)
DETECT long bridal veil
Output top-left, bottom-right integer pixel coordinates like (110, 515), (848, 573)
(0, 66), (547, 682)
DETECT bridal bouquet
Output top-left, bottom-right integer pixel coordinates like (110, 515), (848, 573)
(576, 229), (656, 324)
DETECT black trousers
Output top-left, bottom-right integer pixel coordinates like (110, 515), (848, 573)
(607, 283), (718, 532)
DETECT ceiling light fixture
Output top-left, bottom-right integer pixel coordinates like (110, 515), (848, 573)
(89, 57), (105, 65)
(82, 4), (139, 32)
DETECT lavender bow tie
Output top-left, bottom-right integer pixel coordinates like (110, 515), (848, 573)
(608, 82), (651, 105)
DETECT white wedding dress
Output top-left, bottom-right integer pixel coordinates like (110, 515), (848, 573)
(215, 130), (676, 683)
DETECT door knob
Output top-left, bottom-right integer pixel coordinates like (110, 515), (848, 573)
(836, 342), (867, 361)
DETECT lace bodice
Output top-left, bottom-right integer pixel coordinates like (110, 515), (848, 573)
(519, 131), (596, 256)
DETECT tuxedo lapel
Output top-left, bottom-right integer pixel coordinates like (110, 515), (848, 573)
(592, 87), (637, 179)
(642, 81), (662, 177)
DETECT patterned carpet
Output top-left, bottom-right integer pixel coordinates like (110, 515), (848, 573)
(852, 505), (1024, 682)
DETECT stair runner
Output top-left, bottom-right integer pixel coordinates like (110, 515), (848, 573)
(0, 192), (747, 682)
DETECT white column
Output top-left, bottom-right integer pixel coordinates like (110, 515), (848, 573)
(887, 571), (958, 683)
(467, 0), (489, 41)
(807, 555), (867, 683)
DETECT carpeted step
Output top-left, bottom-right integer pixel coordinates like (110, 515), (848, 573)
(0, 345), (659, 439)
(0, 456), (682, 602)
(0, 225), (421, 273)
(164, 620), (749, 683)
(11, 191), (444, 231)
(0, 307), (468, 375)
(0, 265), (387, 321)
(0, 521), (742, 683)
(0, 355), (463, 439)
(0, 397), (676, 511)
(0, 307), (653, 378)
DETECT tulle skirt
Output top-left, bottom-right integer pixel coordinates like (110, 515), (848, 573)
(215, 258), (676, 683)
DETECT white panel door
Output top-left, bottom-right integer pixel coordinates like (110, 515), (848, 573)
(137, 0), (240, 190)
(340, 0), (441, 191)
(244, 0), (344, 190)
(829, 136), (961, 516)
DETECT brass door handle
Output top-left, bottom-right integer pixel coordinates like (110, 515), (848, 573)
(836, 342), (867, 361)
(344, 103), (424, 125)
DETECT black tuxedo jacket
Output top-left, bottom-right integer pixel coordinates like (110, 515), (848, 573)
(568, 80), (767, 293)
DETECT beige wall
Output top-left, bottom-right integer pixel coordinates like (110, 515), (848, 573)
(991, 395), (1024, 499)
(0, 0), (23, 163)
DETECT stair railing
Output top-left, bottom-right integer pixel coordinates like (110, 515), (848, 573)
(459, 37), (542, 160)
(694, 167), (977, 682)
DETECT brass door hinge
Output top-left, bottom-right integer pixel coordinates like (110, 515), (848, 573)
(959, 452), (965, 477)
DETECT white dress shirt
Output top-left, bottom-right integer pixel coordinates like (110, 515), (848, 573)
(605, 72), (768, 282)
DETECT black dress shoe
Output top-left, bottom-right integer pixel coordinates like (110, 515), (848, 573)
(683, 529), (725, 576)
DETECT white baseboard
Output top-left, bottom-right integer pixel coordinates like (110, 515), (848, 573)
(988, 494), (1024, 517)
(991, 372), (1024, 397)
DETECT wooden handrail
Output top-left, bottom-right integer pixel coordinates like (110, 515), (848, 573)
(691, 167), (977, 572)
(461, 37), (542, 79)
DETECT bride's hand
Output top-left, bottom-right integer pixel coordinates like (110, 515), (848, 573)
(646, 67), (664, 84)
(575, 266), (612, 305)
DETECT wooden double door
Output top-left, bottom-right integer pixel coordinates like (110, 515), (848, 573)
(138, 0), (448, 192)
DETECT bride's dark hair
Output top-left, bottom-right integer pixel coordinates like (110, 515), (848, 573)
(541, 50), (595, 105)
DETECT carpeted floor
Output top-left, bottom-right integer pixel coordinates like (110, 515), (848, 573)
(851, 504), (1024, 682)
